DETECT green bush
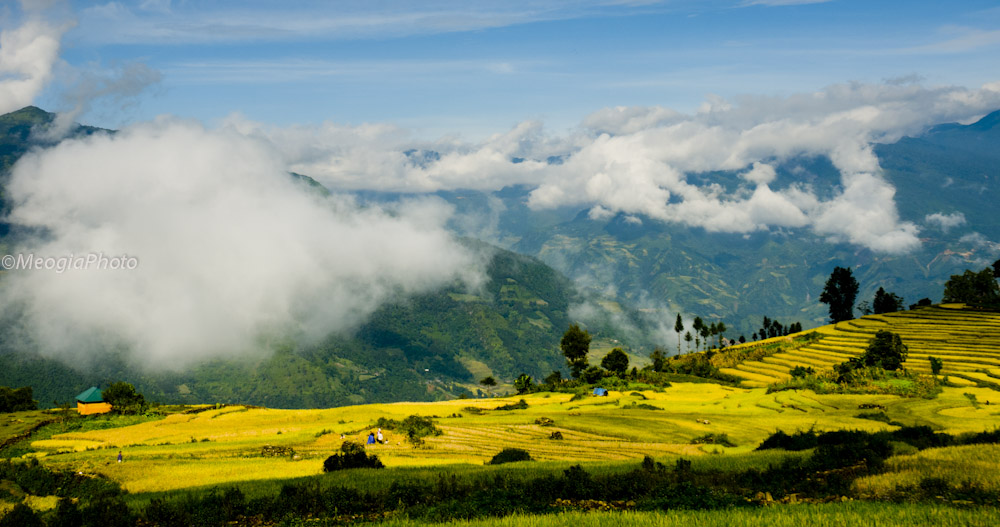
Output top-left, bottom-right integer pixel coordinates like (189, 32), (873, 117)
(488, 447), (533, 465)
(323, 441), (384, 471)
(0, 504), (41, 527)
(0, 386), (37, 413)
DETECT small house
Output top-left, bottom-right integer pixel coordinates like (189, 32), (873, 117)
(592, 387), (608, 397)
(75, 386), (112, 415)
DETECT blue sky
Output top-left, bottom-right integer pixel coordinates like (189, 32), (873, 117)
(16, 0), (1000, 137)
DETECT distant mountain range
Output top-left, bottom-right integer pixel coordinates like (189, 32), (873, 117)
(0, 106), (997, 407)
(394, 110), (1000, 336)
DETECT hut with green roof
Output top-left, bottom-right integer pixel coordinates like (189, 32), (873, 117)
(75, 386), (112, 415)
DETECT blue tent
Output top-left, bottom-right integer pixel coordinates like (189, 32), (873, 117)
(592, 388), (608, 396)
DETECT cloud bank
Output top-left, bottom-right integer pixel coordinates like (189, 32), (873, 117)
(2, 119), (482, 369)
(249, 81), (1000, 254)
(0, 1), (72, 115)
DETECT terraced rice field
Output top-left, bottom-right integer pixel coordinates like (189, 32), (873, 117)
(24, 383), (1000, 493)
(722, 304), (1000, 388)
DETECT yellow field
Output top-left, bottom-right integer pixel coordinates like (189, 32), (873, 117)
(723, 305), (1000, 388)
(24, 383), (1000, 494)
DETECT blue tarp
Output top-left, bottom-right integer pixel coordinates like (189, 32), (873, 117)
(592, 388), (608, 396)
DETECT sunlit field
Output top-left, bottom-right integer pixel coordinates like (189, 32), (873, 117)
(21, 382), (1000, 494)
(723, 305), (1000, 388)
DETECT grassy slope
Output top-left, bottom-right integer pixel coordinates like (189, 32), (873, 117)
(13, 381), (1000, 495)
(719, 304), (1000, 388)
(377, 504), (1000, 527)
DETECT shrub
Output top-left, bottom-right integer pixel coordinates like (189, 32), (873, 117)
(488, 448), (533, 465)
(0, 386), (37, 413)
(549, 431), (564, 440)
(0, 504), (42, 527)
(581, 366), (605, 384)
(323, 441), (384, 471)
(929, 356), (943, 376)
(376, 414), (442, 440)
(494, 399), (528, 411)
(691, 433), (736, 447)
(81, 498), (135, 527)
(789, 365), (815, 378)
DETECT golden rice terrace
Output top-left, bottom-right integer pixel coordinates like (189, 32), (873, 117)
(721, 304), (1000, 389)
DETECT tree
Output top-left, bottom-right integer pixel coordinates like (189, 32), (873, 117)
(861, 330), (908, 370)
(716, 322), (727, 347)
(513, 374), (534, 394)
(942, 268), (1000, 307)
(649, 348), (667, 372)
(600, 348), (629, 375)
(674, 314), (684, 354)
(102, 381), (147, 415)
(872, 287), (904, 315)
(560, 324), (591, 378)
(0, 386), (37, 413)
(820, 266), (859, 323)
(543, 371), (562, 386)
(684, 331), (693, 351)
(928, 356), (943, 376)
(993, 258), (1000, 279)
(909, 298), (932, 310)
(692, 317), (704, 350)
(479, 376), (497, 388)
(581, 365), (605, 384)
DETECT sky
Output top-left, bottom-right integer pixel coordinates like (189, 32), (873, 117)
(2, 0), (1000, 368)
(7, 0), (1000, 135)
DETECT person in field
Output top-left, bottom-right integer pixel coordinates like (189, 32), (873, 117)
(366, 432), (375, 444)
(377, 428), (384, 444)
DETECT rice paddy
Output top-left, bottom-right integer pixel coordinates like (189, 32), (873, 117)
(722, 304), (1000, 388)
(14, 380), (1000, 494)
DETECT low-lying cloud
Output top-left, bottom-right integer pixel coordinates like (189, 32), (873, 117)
(2, 119), (482, 369)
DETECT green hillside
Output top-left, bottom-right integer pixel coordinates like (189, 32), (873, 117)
(719, 304), (1000, 389)
(0, 246), (595, 408)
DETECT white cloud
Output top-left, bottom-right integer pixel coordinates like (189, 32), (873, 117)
(225, 80), (1000, 254)
(2, 118), (482, 370)
(925, 212), (967, 232)
(0, 2), (72, 114)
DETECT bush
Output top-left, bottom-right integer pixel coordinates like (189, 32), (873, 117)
(103, 381), (148, 415)
(691, 433), (736, 447)
(0, 504), (42, 527)
(488, 448), (533, 465)
(376, 414), (441, 442)
(81, 498), (134, 527)
(0, 386), (37, 413)
(789, 365), (815, 378)
(323, 441), (384, 471)
(494, 399), (528, 411)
